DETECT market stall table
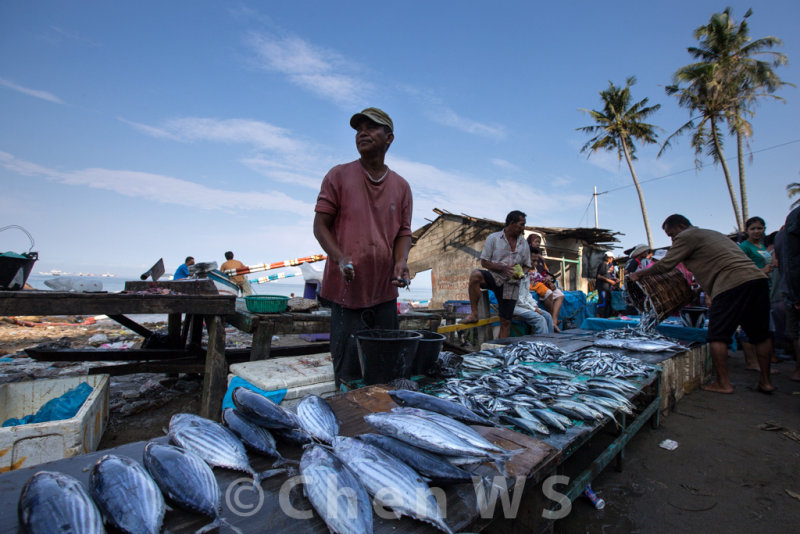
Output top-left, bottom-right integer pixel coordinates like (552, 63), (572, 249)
(227, 300), (442, 360)
(0, 289), (235, 420)
(0, 385), (560, 533)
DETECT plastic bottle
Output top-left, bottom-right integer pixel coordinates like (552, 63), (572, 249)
(583, 485), (606, 510)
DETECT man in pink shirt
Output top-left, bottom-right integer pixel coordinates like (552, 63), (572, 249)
(313, 108), (413, 385)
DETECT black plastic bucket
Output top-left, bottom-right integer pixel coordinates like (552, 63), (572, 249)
(355, 329), (422, 385)
(0, 252), (38, 290)
(413, 330), (446, 375)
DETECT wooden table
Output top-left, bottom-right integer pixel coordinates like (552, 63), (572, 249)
(228, 300), (442, 360)
(0, 386), (559, 533)
(0, 290), (236, 420)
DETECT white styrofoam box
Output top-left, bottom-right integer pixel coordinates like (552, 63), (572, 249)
(0, 374), (109, 471)
(228, 353), (334, 405)
(279, 383), (337, 408)
(229, 353), (333, 392)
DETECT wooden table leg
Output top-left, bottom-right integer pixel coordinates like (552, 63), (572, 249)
(200, 315), (227, 421)
(167, 313), (182, 348)
(250, 319), (274, 361)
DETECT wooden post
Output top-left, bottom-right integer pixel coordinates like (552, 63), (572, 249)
(250, 319), (274, 361)
(167, 313), (182, 348)
(200, 315), (227, 421)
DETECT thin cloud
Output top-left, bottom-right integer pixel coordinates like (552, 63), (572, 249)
(491, 158), (520, 171)
(0, 151), (313, 216)
(246, 33), (369, 106)
(0, 78), (63, 104)
(240, 157), (323, 189)
(388, 156), (585, 228)
(122, 117), (306, 153)
(430, 107), (506, 139)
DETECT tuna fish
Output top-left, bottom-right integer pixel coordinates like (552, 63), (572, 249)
(390, 407), (508, 454)
(143, 442), (242, 534)
(89, 454), (165, 534)
(296, 395), (339, 444)
(18, 471), (104, 534)
(358, 433), (474, 485)
(388, 389), (496, 426)
(222, 408), (295, 468)
(332, 436), (453, 534)
(364, 412), (517, 476)
(300, 445), (373, 534)
(231, 387), (299, 430)
(273, 427), (314, 446)
(169, 413), (284, 485)
(500, 415), (550, 436)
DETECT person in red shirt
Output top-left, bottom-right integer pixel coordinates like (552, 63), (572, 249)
(313, 108), (413, 385)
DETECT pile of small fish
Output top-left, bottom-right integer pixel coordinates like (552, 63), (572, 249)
(430, 360), (638, 435)
(594, 326), (685, 352)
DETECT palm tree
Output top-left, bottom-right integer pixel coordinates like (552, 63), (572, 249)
(688, 8), (791, 223)
(578, 77), (660, 248)
(788, 182), (800, 209)
(661, 54), (744, 231)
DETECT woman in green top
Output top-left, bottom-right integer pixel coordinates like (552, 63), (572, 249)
(739, 216), (774, 274)
(739, 216), (779, 368)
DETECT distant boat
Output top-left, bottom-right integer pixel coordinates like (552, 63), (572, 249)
(38, 269), (65, 276)
(101, 272), (116, 277)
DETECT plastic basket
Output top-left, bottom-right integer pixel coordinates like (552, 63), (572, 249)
(244, 295), (289, 313)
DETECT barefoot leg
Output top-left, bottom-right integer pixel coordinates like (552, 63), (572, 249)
(755, 339), (775, 392)
(463, 270), (484, 323)
(742, 341), (759, 370)
(550, 295), (563, 332)
(701, 341), (735, 393)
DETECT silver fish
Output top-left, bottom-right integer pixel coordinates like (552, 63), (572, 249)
(364, 412), (517, 476)
(390, 406), (506, 454)
(18, 471), (103, 534)
(169, 413), (283, 485)
(89, 454), (165, 534)
(296, 395), (339, 444)
(513, 405), (551, 434)
(501, 415), (550, 436)
(222, 408), (295, 467)
(530, 408), (572, 432)
(232, 387), (299, 429)
(333, 436), (453, 534)
(143, 442), (242, 534)
(300, 445), (373, 534)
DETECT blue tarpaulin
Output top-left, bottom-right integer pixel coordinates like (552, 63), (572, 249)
(2, 382), (93, 427)
(222, 376), (287, 411)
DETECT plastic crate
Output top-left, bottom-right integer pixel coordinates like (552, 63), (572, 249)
(0, 374), (109, 471)
(244, 295), (289, 313)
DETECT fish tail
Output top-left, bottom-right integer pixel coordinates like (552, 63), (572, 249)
(195, 517), (223, 534)
(219, 517), (245, 534)
(255, 468), (286, 485)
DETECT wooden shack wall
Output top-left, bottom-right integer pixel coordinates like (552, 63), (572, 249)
(408, 218), (496, 308)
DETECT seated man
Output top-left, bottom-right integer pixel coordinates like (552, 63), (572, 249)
(463, 210), (531, 339)
(514, 278), (554, 334)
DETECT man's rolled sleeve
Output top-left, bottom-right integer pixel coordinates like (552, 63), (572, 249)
(314, 174), (339, 215)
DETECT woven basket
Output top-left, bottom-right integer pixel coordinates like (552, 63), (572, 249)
(627, 268), (694, 322)
(244, 295), (289, 313)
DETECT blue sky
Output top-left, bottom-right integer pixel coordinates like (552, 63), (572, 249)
(1, 1), (798, 281)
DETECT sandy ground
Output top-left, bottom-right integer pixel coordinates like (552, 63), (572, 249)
(557, 351), (800, 533)
(2, 319), (799, 532)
